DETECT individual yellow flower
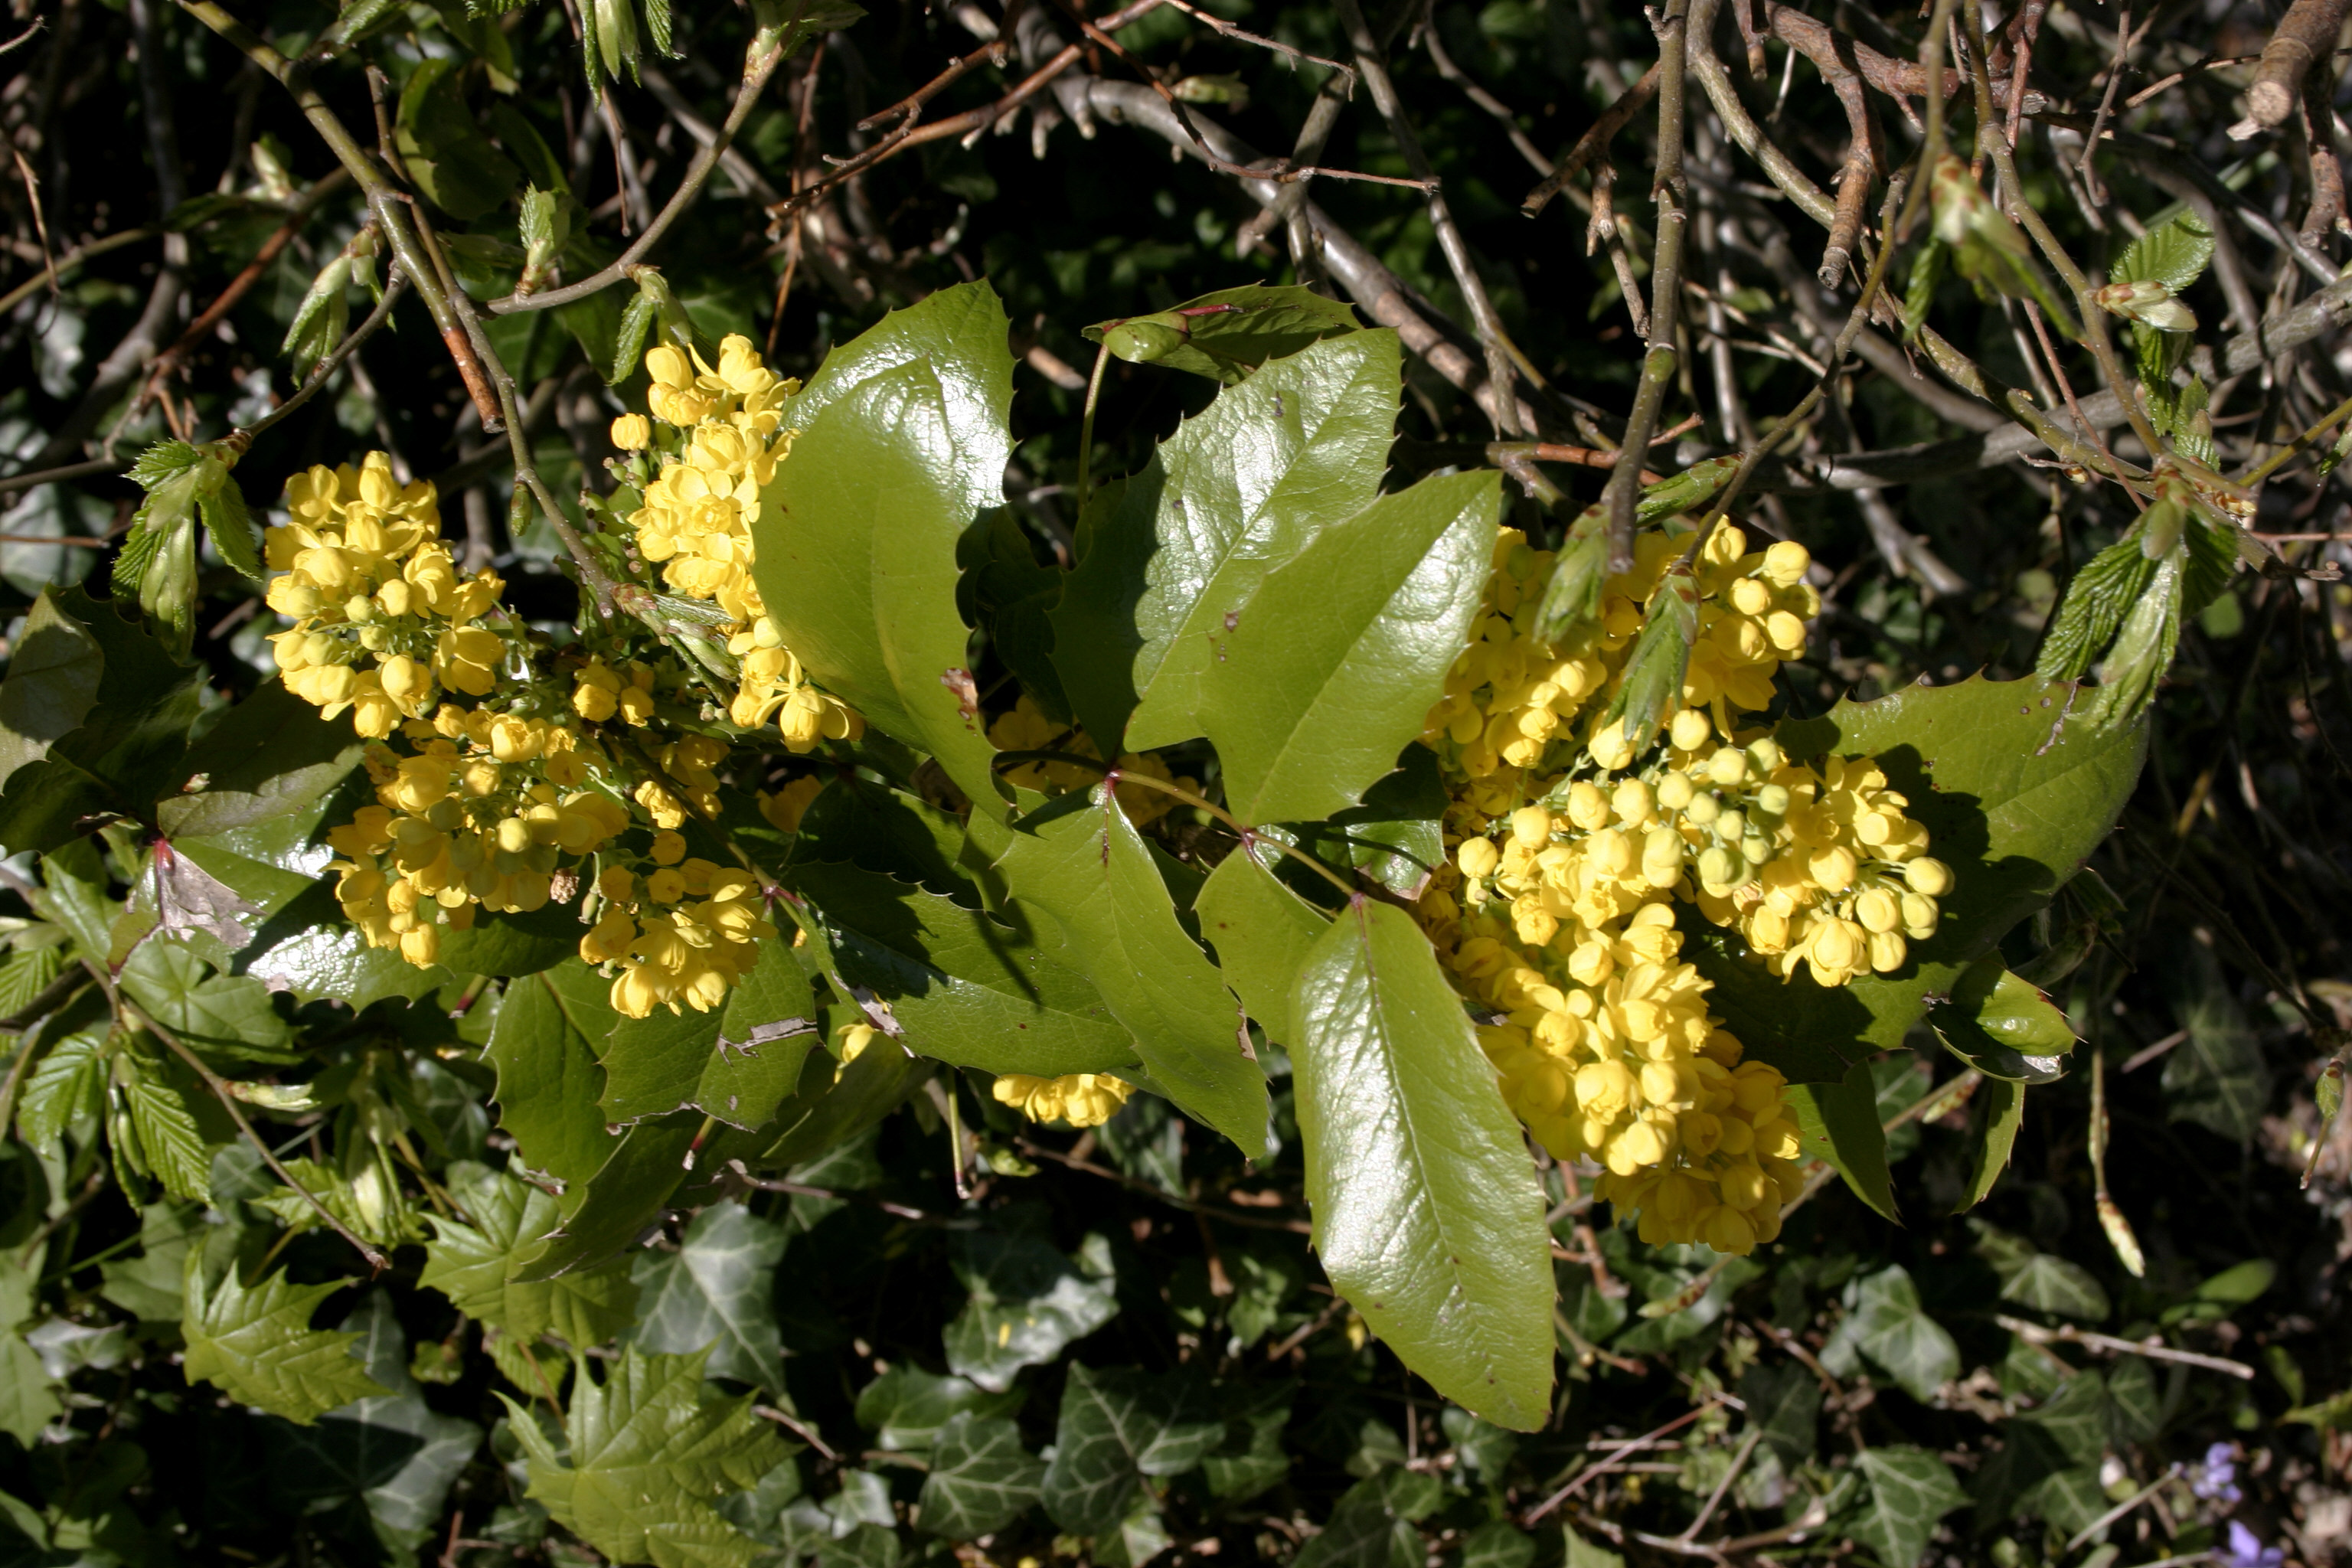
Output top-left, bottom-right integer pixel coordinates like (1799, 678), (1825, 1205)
(992, 1073), (1135, 1129)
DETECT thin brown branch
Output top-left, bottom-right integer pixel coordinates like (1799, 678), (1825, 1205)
(1522, 61), (1659, 217)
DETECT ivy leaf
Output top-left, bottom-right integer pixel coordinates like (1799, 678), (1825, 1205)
(969, 794), (1269, 1154)
(181, 1263), (390, 1425)
(1148, 469), (1500, 827)
(499, 1345), (789, 1568)
(1040, 1364), (1222, 1534)
(1292, 897), (1553, 1432)
(2001, 1255), (2112, 1322)
(1740, 1361), (1821, 1468)
(751, 282), (1014, 813)
(629, 1201), (786, 1388)
(1851, 1446), (1968, 1567)
(1084, 284), (1362, 384)
(420, 1162), (639, 1345)
(485, 964), (622, 1190)
(942, 1227), (1119, 1393)
(1691, 676), (2147, 1081)
(788, 862), (1138, 1079)
(916, 1413), (1045, 1539)
(261, 1291), (484, 1559)
(854, 1365), (1023, 1452)
(1199, 1383), (1292, 1501)
(1055, 330), (1400, 754)
(2159, 936), (2269, 1141)
(1292, 1471), (1423, 1568)
(1832, 1266), (1959, 1403)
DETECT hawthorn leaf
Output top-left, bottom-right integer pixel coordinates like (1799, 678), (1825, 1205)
(1291, 897), (1553, 1432)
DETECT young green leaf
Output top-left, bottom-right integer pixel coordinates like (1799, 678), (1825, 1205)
(2037, 537), (2160, 682)
(498, 1345), (788, 1568)
(1063, 330), (1402, 754)
(1083, 284), (1362, 384)
(970, 795), (1269, 1154)
(181, 1263), (390, 1425)
(1291, 897), (1553, 1432)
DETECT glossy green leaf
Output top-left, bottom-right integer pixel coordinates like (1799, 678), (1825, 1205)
(629, 1200), (786, 1387)
(789, 861), (1138, 1078)
(1083, 284), (1362, 384)
(916, 1413), (1045, 1539)
(1785, 1060), (1898, 1223)
(123, 1076), (211, 1202)
(854, 1365), (1024, 1452)
(751, 283), (1014, 812)
(1194, 841), (1330, 1048)
(420, 1161), (639, 1345)
(1931, 958), (2076, 1082)
(1057, 330), (1401, 753)
(182, 1264), (389, 1425)
(1291, 897), (1553, 1431)
(499, 1345), (788, 1568)
(485, 963), (622, 1190)
(1691, 675), (2148, 1081)
(0, 592), (100, 795)
(1162, 469), (1498, 825)
(513, 1112), (697, 1282)
(155, 678), (361, 839)
(1852, 1446), (1968, 1567)
(942, 1227), (1119, 1393)
(593, 947), (817, 1131)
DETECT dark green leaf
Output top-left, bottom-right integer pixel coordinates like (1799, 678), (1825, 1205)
(2001, 1255), (2111, 1322)
(155, 678), (363, 839)
(1040, 1364), (1220, 1534)
(486, 964), (622, 1189)
(1930, 957), (2075, 1082)
(1851, 1446), (1967, 1567)
(0, 592), (100, 795)
(512, 1112), (697, 1282)
(942, 1227), (1119, 1393)
(394, 57), (520, 220)
(1785, 1060), (1897, 1223)
(1292, 1471), (1421, 1568)
(2160, 936), (2269, 1141)
(1739, 1360), (1821, 1468)
(854, 1365), (1023, 1452)
(916, 1413), (1044, 1539)
(1837, 1266), (1959, 1403)
(1292, 897), (1553, 1432)
(629, 1201), (786, 1387)
(1958, 1076), (2025, 1210)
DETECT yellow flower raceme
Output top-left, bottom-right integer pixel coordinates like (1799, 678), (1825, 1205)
(985, 696), (1197, 827)
(992, 1073), (1135, 1129)
(1413, 523), (1949, 1256)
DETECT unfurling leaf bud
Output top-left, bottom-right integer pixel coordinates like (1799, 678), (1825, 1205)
(2094, 278), (2197, 333)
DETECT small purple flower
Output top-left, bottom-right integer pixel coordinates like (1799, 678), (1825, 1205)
(2223, 1521), (2285, 1568)
(2192, 1442), (2243, 1504)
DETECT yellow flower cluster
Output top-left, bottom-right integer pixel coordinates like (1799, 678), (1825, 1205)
(263, 454), (509, 740)
(580, 855), (776, 1018)
(1413, 523), (1950, 1255)
(326, 713), (628, 967)
(991, 1073), (1135, 1129)
(611, 337), (863, 753)
(986, 697), (1194, 826)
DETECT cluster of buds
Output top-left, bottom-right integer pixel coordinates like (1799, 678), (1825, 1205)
(1414, 524), (1949, 1254)
(608, 336), (863, 752)
(581, 854), (776, 1018)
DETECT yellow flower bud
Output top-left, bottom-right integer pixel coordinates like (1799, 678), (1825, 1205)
(610, 412), (652, 450)
(1509, 806), (1550, 850)
(1906, 857), (1953, 897)
(1456, 838), (1501, 880)
(1761, 540), (1811, 588)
